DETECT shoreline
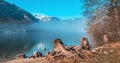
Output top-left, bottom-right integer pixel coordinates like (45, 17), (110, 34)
(3, 41), (120, 63)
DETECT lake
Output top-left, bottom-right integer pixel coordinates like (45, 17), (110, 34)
(0, 32), (87, 58)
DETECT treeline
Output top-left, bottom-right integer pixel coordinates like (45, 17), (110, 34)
(82, 0), (120, 46)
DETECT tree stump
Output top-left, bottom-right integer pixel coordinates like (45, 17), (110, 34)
(46, 39), (75, 61)
(103, 34), (111, 47)
(103, 35), (109, 43)
(53, 39), (72, 56)
(80, 37), (90, 50)
(46, 38), (91, 61)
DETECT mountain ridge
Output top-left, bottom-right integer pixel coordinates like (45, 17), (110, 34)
(0, 0), (38, 23)
(33, 14), (83, 22)
(33, 14), (61, 22)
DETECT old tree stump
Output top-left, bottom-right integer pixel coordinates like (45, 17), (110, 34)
(80, 37), (90, 50)
(46, 39), (74, 61)
(46, 38), (92, 61)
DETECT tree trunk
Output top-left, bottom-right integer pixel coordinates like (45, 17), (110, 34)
(53, 39), (72, 56)
(113, 0), (120, 36)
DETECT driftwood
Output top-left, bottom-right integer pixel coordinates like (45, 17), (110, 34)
(80, 37), (90, 50)
(46, 38), (92, 61)
(46, 39), (77, 61)
(53, 39), (72, 56)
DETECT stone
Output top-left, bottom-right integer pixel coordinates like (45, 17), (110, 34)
(28, 55), (35, 58)
(33, 51), (42, 58)
(15, 54), (26, 59)
(103, 51), (109, 55)
(91, 47), (104, 54)
(110, 50), (114, 53)
(91, 49), (97, 54)
(43, 48), (46, 50)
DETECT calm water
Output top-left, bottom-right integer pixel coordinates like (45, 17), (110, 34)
(25, 32), (87, 56)
(0, 32), (87, 57)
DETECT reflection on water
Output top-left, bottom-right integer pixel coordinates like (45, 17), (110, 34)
(0, 32), (87, 61)
(0, 32), (37, 61)
(25, 32), (87, 56)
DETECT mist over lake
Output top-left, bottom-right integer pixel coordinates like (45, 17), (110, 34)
(0, 19), (87, 61)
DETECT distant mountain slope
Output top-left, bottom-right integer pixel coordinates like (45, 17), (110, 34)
(0, 0), (37, 22)
(33, 14), (83, 22)
(33, 14), (61, 22)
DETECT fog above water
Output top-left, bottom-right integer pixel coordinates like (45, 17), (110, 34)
(28, 20), (86, 33)
(0, 19), (86, 34)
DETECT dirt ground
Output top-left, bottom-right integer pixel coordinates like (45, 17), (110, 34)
(2, 57), (46, 63)
(2, 42), (120, 63)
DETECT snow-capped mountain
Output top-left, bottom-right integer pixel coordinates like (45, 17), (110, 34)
(33, 14), (83, 22)
(33, 14), (61, 22)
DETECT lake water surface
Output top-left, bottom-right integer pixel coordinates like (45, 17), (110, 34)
(0, 32), (87, 57)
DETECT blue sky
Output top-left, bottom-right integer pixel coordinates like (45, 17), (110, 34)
(5, 0), (84, 19)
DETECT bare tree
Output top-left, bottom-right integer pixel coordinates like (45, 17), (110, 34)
(82, 0), (120, 46)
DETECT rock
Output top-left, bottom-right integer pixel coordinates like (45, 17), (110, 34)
(28, 55), (35, 58)
(110, 50), (114, 53)
(79, 53), (89, 59)
(33, 51), (42, 58)
(28, 51), (42, 58)
(105, 44), (111, 47)
(91, 49), (97, 54)
(43, 48), (46, 50)
(99, 48), (104, 52)
(103, 51), (109, 55)
(15, 54), (26, 59)
(95, 47), (102, 51)
(91, 47), (104, 54)
(99, 52), (102, 54)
